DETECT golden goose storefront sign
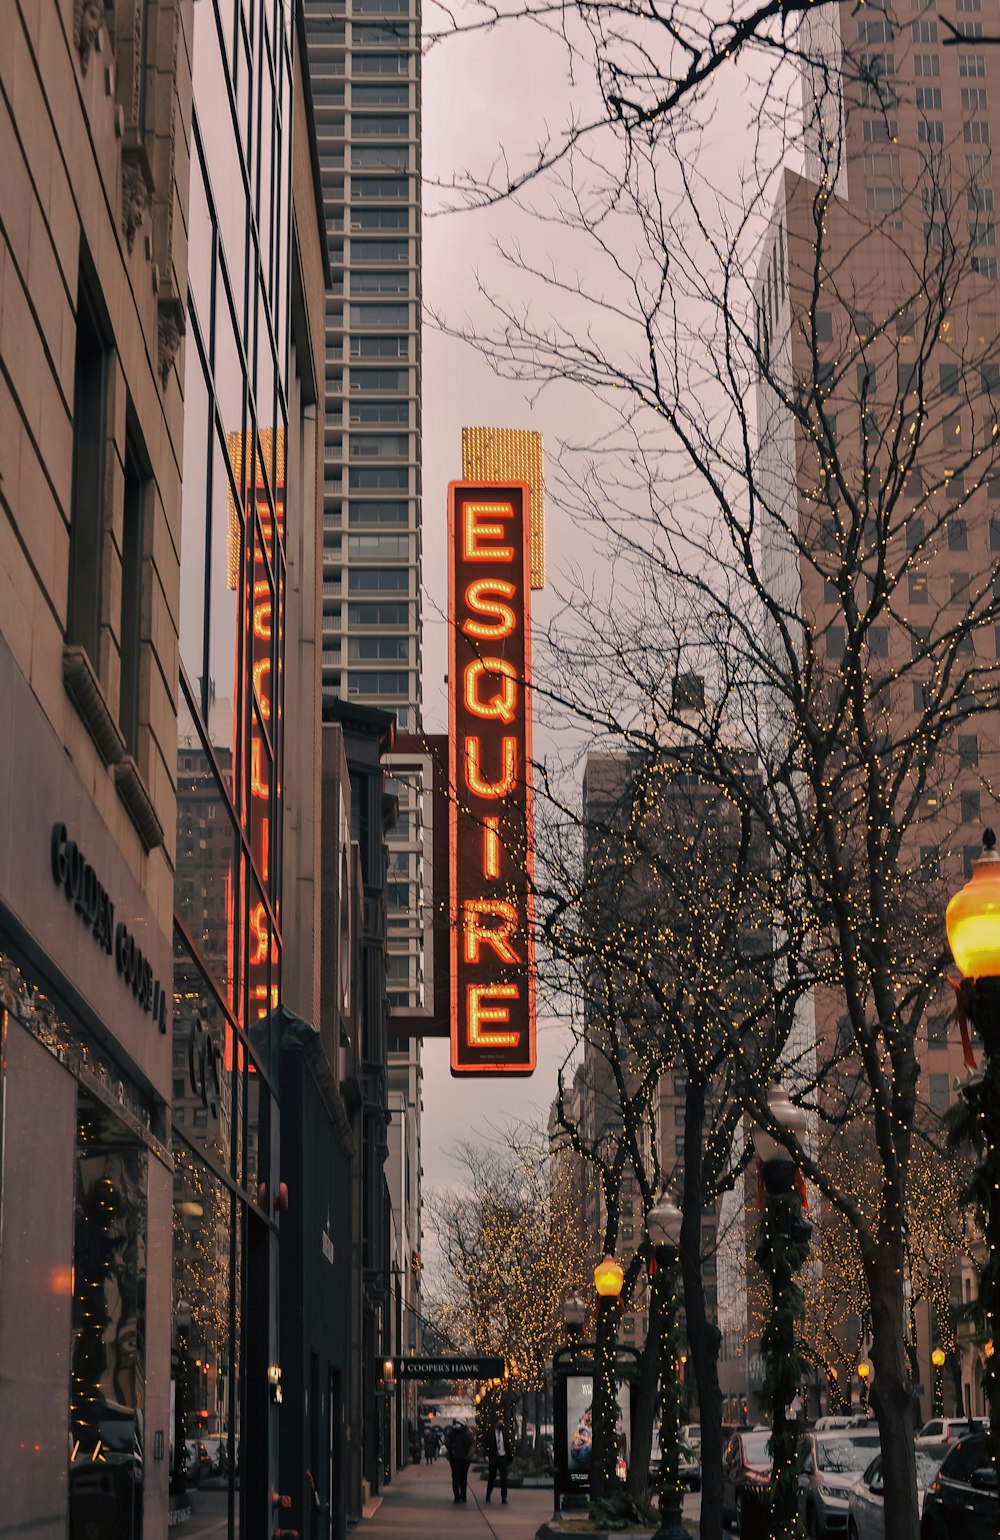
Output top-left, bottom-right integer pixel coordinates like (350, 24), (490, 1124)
(448, 483), (536, 1075)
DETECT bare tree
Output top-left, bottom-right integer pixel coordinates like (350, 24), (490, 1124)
(434, 30), (1000, 1533)
(427, 1135), (588, 1438)
(538, 732), (814, 1535)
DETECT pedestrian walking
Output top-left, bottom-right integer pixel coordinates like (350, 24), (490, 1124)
(422, 1427), (435, 1464)
(485, 1418), (510, 1504)
(444, 1418), (474, 1502)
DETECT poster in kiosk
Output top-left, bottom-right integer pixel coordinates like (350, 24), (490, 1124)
(448, 482), (536, 1076)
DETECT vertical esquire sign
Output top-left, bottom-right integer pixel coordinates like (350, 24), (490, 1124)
(449, 482), (536, 1075)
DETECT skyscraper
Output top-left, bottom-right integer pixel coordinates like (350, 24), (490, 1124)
(303, 0), (425, 1468)
(752, 0), (1000, 1418)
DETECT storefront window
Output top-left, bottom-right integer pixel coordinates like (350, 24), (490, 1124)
(69, 1088), (147, 1540)
(172, 1156), (239, 1536)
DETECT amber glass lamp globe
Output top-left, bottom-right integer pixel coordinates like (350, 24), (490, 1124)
(946, 830), (1000, 979)
(594, 1256), (624, 1298)
(931, 1347), (946, 1368)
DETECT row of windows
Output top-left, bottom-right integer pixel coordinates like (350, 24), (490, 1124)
(348, 600), (410, 625)
(350, 238), (408, 261)
(349, 398), (409, 422)
(347, 669), (411, 695)
(349, 432), (409, 456)
(351, 268), (409, 293)
(352, 176), (411, 199)
(347, 533), (409, 556)
(350, 301), (410, 325)
(815, 354), (1000, 397)
(349, 207), (410, 230)
(348, 465), (408, 489)
(350, 334), (408, 357)
(349, 636), (410, 659)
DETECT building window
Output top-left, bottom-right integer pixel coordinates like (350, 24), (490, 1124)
(918, 119), (944, 143)
(961, 788), (981, 823)
(920, 846), (939, 878)
(868, 626), (889, 657)
(964, 119), (990, 144)
(915, 86), (942, 110)
(960, 52), (986, 75)
(948, 518), (968, 551)
(961, 87), (989, 111)
(959, 732), (979, 767)
(349, 399), (409, 424)
(348, 500), (409, 524)
(913, 53), (940, 75)
(908, 573), (928, 603)
(119, 419), (148, 756)
(927, 1013), (948, 1049)
(347, 669), (410, 695)
(68, 270), (111, 668)
(929, 1073), (950, 1112)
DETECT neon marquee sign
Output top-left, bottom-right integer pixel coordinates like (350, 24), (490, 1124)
(449, 482), (536, 1075)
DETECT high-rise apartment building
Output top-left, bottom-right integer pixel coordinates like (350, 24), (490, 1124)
(751, 0), (1000, 1419)
(303, 0), (422, 731)
(303, 0), (426, 1468)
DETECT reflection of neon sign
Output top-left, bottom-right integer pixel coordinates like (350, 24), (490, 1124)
(449, 483), (535, 1075)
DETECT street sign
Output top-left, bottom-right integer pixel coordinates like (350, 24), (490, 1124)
(448, 481), (536, 1076)
(393, 1355), (505, 1381)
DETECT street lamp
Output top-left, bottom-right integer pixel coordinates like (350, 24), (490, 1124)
(646, 1190), (687, 1540)
(946, 827), (1000, 1454)
(591, 1256), (624, 1504)
(857, 1360), (871, 1415)
(753, 1079), (813, 1540)
(931, 1347), (946, 1418)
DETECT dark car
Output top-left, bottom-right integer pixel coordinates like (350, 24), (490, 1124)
(723, 1428), (772, 1533)
(921, 1430), (998, 1540)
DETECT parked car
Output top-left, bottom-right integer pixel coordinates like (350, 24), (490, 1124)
(915, 1416), (988, 1449)
(722, 1428), (772, 1533)
(650, 1424), (701, 1489)
(679, 1425), (701, 1490)
(185, 1439), (213, 1486)
(847, 1445), (948, 1540)
(920, 1429), (998, 1540)
(798, 1429), (882, 1537)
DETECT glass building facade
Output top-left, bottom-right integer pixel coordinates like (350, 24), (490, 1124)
(172, 0), (293, 1528)
(303, 0), (425, 1018)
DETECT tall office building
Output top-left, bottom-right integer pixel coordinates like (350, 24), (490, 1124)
(303, 0), (426, 1463)
(750, 0), (1000, 1418)
(304, 0), (422, 726)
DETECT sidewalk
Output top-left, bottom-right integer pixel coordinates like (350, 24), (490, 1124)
(360, 1456), (557, 1538)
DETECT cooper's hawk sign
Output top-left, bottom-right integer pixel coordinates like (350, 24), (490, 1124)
(448, 482), (536, 1075)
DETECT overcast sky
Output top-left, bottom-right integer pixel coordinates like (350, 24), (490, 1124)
(415, 14), (797, 1202)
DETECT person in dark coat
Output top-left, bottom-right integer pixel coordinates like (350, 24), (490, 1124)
(444, 1419), (474, 1502)
(485, 1418), (510, 1504)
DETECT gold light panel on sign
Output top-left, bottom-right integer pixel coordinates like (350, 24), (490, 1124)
(462, 427), (545, 590)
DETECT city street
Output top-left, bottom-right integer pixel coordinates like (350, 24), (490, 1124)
(362, 1459), (703, 1536)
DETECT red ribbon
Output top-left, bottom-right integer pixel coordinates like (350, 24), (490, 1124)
(948, 977), (978, 1073)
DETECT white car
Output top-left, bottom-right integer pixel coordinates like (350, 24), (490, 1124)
(846, 1445), (948, 1540)
(915, 1416), (988, 1449)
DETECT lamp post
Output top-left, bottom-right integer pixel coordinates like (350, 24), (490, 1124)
(931, 1347), (946, 1418)
(591, 1255), (624, 1504)
(857, 1360), (871, 1416)
(646, 1190), (687, 1540)
(946, 827), (1000, 1462)
(753, 1080), (812, 1540)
